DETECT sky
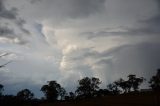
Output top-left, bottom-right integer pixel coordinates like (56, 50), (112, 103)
(0, 0), (160, 97)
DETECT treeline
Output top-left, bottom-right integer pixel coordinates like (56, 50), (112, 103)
(0, 69), (160, 105)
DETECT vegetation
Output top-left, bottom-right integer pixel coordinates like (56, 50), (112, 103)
(16, 89), (34, 101)
(114, 75), (145, 93)
(0, 69), (160, 106)
(0, 84), (3, 96)
(75, 77), (101, 99)
(41, 81), (66, 101)
(149, 69), (160, 92)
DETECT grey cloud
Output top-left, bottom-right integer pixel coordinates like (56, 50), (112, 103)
(137, 0), (160, 36)
(0, 26), (15, 38)
(95, 43), (160, 81)
(0, 0), (17, 19)
(30, 0), (42, 4)
(3, 81), (43, 97)
(68, 0), (106, 18)
(79, 0), (160, 39)
(69, 42), (160, 84)
(65, 42), (160, 86)
(0, 0), (30, 44)
(12, 17), (30, 35)
(1, 0), (160, 97)
(62, 48), (95, 76)
(34, 23), (47, 39)
(81, 25), (160, 39)
(28, 0), (106, 19)
(15, 18), (30, 34)
(0, 25), (29, 45)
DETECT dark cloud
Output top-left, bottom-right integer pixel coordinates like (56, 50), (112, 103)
(0, 0), (160, 97)
(0, 0), (17, 19)
(0, 26), (15, 38)
(68, 0), (106, 18)
(81, 25), (160, 39)
(29, 0), (106, 19)
(34, 23), (46, 39)
(80, 0), (160, 39)
(3, 81), (43, 98)
(136, 0), (160, 36)
(68, 42), (160, 84)
(30, 0), (42, 4)
(15, 18), (30, 34)
(94, 43), (160, 82)
(0, 24), (29, 44)
(0, 0), (30, 44)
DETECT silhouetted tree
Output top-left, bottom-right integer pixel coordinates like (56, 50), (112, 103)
(59, 87), (66, 100)
(64, 92), (75, 101)
(76, 77), (101, 98)
(0, 84), (4, 96)
(96, 89), (111, 96)
(128, 75), (145, 91)
(16, 89), (34, 101)
(149, 69), (160, 92)
(69, 92), (75, 100)
(114, 78), (130, 93)
(115, 75), (145, 93)
(41, 81), (64, 101)
(107, 83), (121, 95)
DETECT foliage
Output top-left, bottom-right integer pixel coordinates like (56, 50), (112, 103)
(96, 89), (111, 96)
(76, 77), (101, 98)
(114, 75), (145, 93)
(0, 84), (4, 96)
(41, 81), (65, 101)
(149, 69), (160, 91)
(59, 87), (67, 100)
(16, 89), (34, 101)
(65, 92), (76, 101)
(107, 83), (121, 95)
(128, 75), (145, 91)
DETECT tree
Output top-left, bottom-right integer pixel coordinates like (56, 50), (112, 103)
(76, 77), (101, 98)
(16, 89), (34, 101)
(69, 92), (75, 100)
(114, 78), (130, 93)
(107, 83), (121, 95)
(64, 92), (75, 101)
(41, 81), (65, 101)
(59, 87), (66, 100)
(128, 75), (144, 91)
(115, 75), (145, 93)
(149, 69), (160, 92)
(0, 84), (4, 96)
(96, 89), (111, 96)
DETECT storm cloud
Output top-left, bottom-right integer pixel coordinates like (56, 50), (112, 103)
(0, 0), (17, 19)
(0, 0), (160, 97)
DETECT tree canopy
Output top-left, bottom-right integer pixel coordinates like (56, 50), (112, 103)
(114, 75), (145, 93)
(41, 81), (66, 101)
(149, 69), (160, 92)
(76, 77), (101, 98)
(16, 89), (34, 101)
(0, 84), (4, 96)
